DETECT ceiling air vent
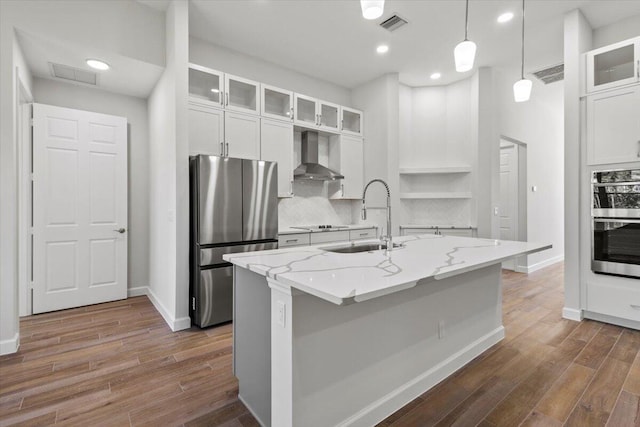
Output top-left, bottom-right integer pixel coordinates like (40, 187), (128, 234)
(532, 63), (564, 85)
(49, 63), (97, 85)
(379, 14), (408, 32)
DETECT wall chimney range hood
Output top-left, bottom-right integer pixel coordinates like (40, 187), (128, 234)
(294, 131), (344, 181)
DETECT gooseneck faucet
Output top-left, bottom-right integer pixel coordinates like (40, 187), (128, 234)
(361, 179), (392, 250)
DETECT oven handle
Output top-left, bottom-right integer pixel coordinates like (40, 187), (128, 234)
(592, 181), (640, 187)
(593, 218), (640, 224)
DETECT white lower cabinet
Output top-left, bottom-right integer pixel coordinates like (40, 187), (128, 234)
(225, 111), (260, 160)
(278, 233), (310, 248)
(349, 228), (377, 240)
(188, 102), (224, 156)
(587, 85), (640, 165)
(310, 230), (350, 245)
(587, 281), (640, 322)
(261, 119), (294, 197)
(278, 228), (376, 248)
(329, 135), (364, 199)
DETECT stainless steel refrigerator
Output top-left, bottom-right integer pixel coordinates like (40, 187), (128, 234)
(189, 155), (278, 328)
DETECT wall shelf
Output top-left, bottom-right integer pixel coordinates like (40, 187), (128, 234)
(399, 192), (472, 199)
(399, 166), (472, 174)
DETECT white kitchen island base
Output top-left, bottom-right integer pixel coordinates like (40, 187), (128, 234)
(234, 263), (505, 427)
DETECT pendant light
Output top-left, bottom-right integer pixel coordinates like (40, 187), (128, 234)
(454, 0), (476, 72)
(360, 0), (384, 20)
(513, 0), (532, 102)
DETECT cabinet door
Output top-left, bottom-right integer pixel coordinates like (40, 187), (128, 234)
(319, 101), (340, 132)
(261, 84), (294, 122)
(587, 85), (640, 165)
(330, 135), (363, 199)
(261, 119), (294, 197)
(586, 38), (639, 93)
(189, 64), (225, 108)
(225, 112), (260, 160)
(341, 106), (363, 136)
(294, 93), (318, 128)
(224, 74), (259, 114)
(188, 103), (224, 156)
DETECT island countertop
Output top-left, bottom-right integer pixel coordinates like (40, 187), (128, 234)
(223, 234), (551, 305)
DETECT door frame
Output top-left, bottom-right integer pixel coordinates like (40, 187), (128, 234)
(17, 70), (33, 316)
(500, 136), (528, 272)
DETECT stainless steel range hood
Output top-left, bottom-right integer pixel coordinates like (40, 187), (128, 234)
(294, 131), (344, 181)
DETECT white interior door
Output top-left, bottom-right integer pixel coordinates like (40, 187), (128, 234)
(32, 103), (128, 314)
(499, 144), (519, 271)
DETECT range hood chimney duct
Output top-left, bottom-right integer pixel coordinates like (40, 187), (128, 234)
(294, 131), (344, 181)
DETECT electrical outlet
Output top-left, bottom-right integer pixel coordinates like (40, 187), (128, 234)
(438, 320), (445, 339)
(277, 301), (286, 328)
(493, 207), (499, 216)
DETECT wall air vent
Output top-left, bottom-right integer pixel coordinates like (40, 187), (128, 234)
(49, 63), (97, 85)
(379, 14), (408, 32)
(532, 63), (564, 84)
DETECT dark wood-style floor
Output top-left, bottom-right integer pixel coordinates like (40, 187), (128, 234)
(1, 262), (639, 426)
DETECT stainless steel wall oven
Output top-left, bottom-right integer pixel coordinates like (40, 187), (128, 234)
(592, 168), (640, 278)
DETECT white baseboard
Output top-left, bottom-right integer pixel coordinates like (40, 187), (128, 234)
(127, 286), (149, 297)
(0, 332), (20, 355)
(238, 394), (268, 427)
(583, 311), (640, 330)
(146, 287), (191, 332)
(562, 307), (583, 322)
(338, 326), (505, 427)
(519, 254), (564, 274)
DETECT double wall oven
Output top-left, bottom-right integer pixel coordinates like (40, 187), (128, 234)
(592, 168), (640, 278)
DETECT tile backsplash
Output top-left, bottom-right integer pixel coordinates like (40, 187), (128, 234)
(278, 180), (354, 228)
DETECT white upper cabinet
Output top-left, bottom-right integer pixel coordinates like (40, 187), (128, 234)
(341, 106), (363, 136)
(586, 37), (640, 93)
(188, 102), (225, 156)
(329, 135), (364, 199)
(224, 111), (261, 160)
(587, 85), (640, 165)
(188, 64), (225, 109)
(261, 84), (294, 122)
(224, 74), (260, 114)
(261, 118), (294, 198)
(294, 95), (342, 133)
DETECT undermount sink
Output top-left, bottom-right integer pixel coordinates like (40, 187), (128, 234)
(321, 242), (404, 254)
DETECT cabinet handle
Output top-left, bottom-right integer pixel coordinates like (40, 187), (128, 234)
(290, 180), (294, 195)
(225, 92), (229, 106)
(631, 304), (640, 310)
(286, 239), (298, 243)
(318, 114), (322, 126)
(220, 142), (224, 156)
(637, 60), (639, 78)
(220, 92), (224, 107)
(290, 107), (294, 121)
(341, 184), (344, 197)
(225, 142), (229, 157)
(341, 119), (344, 130)
(359, 232), (368, 236)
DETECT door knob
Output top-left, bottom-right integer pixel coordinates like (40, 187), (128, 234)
(114, 228), (126, 234)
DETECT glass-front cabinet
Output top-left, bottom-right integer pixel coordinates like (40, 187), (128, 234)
(319, 101), (340, 132)
(261, 84), (293, 122)
(188, 64), (224, 108)
(224, 74), (260, 114)
(294, 94), (342, 133)
(587, 37), (640, 93)
(341, 106), (363, 136)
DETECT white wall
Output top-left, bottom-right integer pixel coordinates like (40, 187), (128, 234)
(148, 0), (190, 331)
(495, 67), (565, 270)
(32, 77), (150, 293)
(189, 37), (351, 106)
(592, 14), (640, 49)
(351, 74), (400, 236)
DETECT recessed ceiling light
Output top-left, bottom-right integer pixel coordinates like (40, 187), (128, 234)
(497, 12), (514, 23)
(430, 72), (441, 80)
(376, 44), (389, 54)
(86, 59), (110, 71)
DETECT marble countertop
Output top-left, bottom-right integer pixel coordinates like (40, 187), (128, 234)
(224, 234), (551, 305)
(278, 225), (377, 235)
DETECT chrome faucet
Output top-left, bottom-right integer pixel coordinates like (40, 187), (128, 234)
(361, 179), (392, 251)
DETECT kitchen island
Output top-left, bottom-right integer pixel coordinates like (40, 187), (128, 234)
(224, 234), (550, 427)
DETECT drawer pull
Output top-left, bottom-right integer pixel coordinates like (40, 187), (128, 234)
(359, 232), (368, 236)
(630, 304), (640, 310)
(286, 239), (298, 243)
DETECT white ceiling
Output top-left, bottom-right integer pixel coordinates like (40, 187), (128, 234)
(17, 30), (164, 99)
(189, 0), (640, 88)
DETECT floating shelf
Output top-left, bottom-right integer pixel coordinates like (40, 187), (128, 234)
(399, 165), (472, 174)
(399, 192), (472, 199)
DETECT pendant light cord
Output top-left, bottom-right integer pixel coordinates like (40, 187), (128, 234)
(464, 0), (470, 40)
(521, 0), (525, 79)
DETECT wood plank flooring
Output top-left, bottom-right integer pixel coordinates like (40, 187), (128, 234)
(1, 262), (639, 426)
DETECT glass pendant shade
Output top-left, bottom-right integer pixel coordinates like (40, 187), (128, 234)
(513, 78), (532, 102)
(454, 40), (477, 72)
(360, 0), (384, 20)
